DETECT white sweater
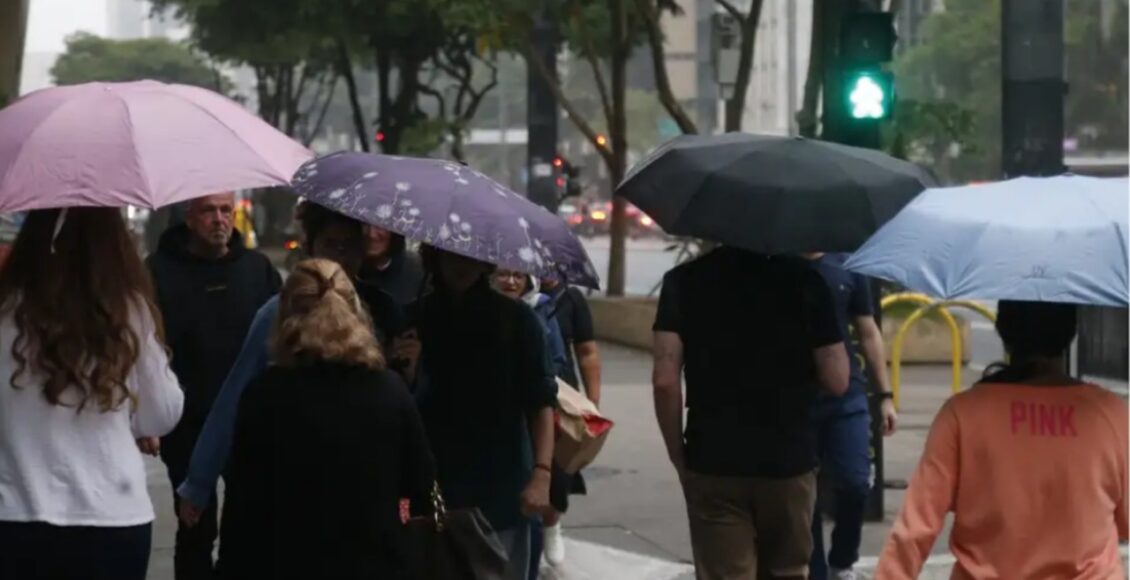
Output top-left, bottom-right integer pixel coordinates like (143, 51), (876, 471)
(0, 304), (183, 526)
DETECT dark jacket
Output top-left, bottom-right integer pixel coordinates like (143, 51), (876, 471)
(146, 224), (281, 442)
(407, 278), (558, 531)
(218, 363), (434, 580)
(359, 247), (425, 307)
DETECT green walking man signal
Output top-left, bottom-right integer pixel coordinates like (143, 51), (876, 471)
(846, 70), (894, 120)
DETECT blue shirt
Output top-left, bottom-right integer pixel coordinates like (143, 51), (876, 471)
(177, 296), (276, 508)
(532, 294), (569, 380)
(810, 253), (874, 417)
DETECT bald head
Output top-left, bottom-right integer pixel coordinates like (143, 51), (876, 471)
(185, 192), (236, 258)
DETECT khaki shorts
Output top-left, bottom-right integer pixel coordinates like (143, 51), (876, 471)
(682, 470), (817, 580)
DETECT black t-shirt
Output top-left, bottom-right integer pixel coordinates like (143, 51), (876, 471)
(653, 248), (842, 478)
(551, 286), (596, 389)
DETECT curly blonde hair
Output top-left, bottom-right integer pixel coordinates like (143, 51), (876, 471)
(272, 259), (384, 370)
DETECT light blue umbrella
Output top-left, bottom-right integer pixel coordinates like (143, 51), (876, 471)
(844, 175), (1129, 307)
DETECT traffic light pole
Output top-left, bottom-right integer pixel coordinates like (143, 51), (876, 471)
(527, 11), (561, 213)
(1001, 0), (1065, 178)
(819, 0), (888, 524)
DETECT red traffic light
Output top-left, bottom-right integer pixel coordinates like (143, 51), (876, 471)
(375, 131), (386, 143)
(555, 177), (566, 188)
(553, 157), (564, 169)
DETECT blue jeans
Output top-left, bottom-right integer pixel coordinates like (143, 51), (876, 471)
(809, 410), (873, 579)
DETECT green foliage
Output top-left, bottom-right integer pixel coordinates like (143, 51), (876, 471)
(893, 0), (1128, 182)
(50, 32), (222, 90)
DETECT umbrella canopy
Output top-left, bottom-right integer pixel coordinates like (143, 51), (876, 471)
(290, 152), (600, 289)
(844, 175), (1129, 307)
(616, 133), (936, 253)
(0, 80), (313, 212)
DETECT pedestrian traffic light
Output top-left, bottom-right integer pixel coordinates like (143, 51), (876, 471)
(846, 69), (893, 120)
(839, 12), (896, 124)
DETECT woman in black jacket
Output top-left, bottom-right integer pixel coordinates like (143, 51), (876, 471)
(217, 258), (434, 580)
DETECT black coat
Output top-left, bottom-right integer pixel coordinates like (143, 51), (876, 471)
(359, 248), (425, 307)
(146, 225), (281, 443)
(217, 363), (434, 580)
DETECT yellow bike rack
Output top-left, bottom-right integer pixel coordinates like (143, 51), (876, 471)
(881, 293), (997, 408)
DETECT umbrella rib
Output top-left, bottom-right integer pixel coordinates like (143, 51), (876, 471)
(117, 94), (156, 209)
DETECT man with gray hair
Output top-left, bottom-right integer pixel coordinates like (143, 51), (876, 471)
(145, 192), (281, 580)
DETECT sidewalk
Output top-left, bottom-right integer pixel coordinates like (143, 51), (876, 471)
(143, 342), (1109, 579)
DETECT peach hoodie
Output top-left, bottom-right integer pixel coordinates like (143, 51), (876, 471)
(877, 383), (1128, 580)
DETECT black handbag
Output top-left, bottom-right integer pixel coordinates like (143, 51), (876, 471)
(404, 482), (511, 580)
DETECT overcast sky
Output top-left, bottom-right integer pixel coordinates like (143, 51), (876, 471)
(26, 0), (108, 53)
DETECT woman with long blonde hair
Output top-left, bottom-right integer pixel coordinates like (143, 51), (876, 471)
(0, 207), (184, 580)
(217, 258), (433, 579)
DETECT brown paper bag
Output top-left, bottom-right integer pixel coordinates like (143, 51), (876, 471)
(554, 378), (613, 474)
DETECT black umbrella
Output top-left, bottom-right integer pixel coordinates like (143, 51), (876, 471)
(616, 133), (937, 253)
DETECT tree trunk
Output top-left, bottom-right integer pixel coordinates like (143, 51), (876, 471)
(797, 0), (824, 137)
(724, 2), (764, 132)
(0, 0), (29, 107)
(606, 0), (630, 296)
(376, 47), (393, 153)
(338, 42), (371, 152)
(637, 0), (698, 134)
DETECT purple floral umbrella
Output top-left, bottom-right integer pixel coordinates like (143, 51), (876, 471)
(290, 151), (600, 289)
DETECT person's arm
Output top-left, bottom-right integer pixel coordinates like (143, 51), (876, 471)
(651, 272), (685, 476)
(653, 331), (685, 476)
(876, 401), (961, 579)
(129, 304), (184, 438)
(856, 314), (897, 434)
(575, 341), (602, 406)
(569, 290), (602, 406)
(848, 272), (897, 434)
(176, 298), (274, 511)
(517, 306), (557, 517)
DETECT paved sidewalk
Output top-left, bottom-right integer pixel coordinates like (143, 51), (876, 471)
(142, 343), (1055, 579)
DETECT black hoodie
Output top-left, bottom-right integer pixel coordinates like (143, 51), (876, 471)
(146, 224), (282, 438)
(358, 240), (425, 307)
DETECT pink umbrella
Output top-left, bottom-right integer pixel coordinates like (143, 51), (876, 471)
(0, 80), (313, 212)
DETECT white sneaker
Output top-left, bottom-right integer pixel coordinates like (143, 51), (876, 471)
(831, 569), (858, 580)
(543, 522), (566, 567)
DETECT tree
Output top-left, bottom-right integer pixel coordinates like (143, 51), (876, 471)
(633, 0), (698, 133)
(440, 0), (678, 295)
(894, 0), (1128, 181)
(715, 0), (765, 131)
(51, 33), (224, 90)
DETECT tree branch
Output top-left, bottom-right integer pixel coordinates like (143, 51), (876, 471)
(523, 40), (614, 167)
(418, 83), (448, 120)
(303, 75), (338, 147)
(714, 0), (742, 20)
(635, 0), (698, 134)
(579, 33), (615, 127)
(336, 40), (370, 152)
